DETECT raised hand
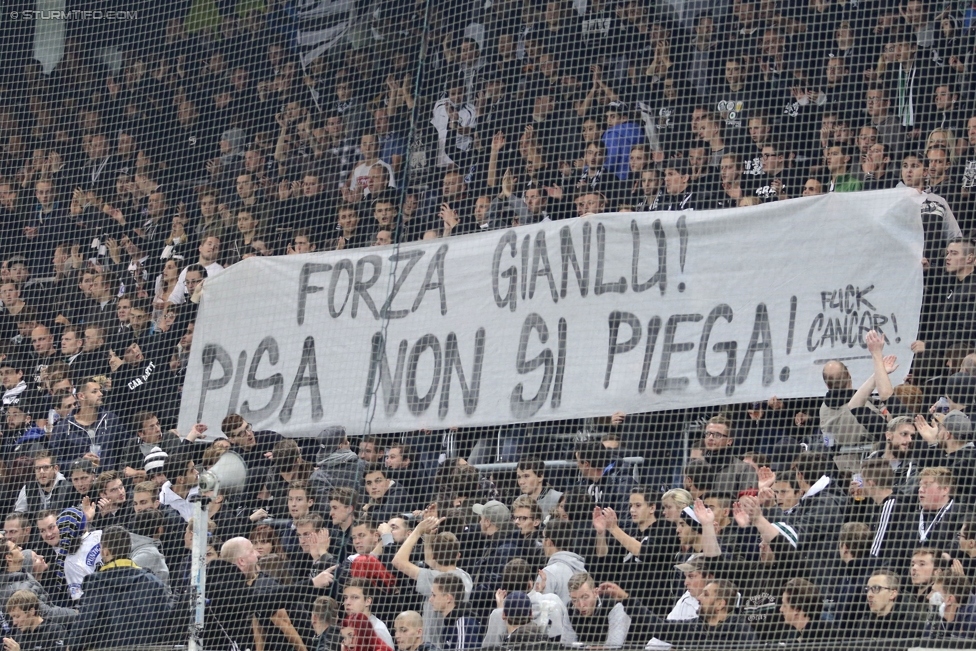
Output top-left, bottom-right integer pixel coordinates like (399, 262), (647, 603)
(596, 582), (629, 600)
(439, 203), (458, 228)
(883, 355), (898, 374)
(914, 414), (940, 445)
(739, 495), (763, 520)
(592, 506), (608, 533)
(865, 329), (884, 355)
(732, 500), (751, 528)
(81, 496), (96, 523)
(491, 131), (506, 153)
(416, 515), (445, 535)
(757, 466), (776, 491)
(495, 588), (508, 610)
(693, 499), (715, 527)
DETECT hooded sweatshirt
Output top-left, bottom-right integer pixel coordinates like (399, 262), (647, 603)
(310, 449), (364, 494)
(129, 533), (170, 588)
(539, 551), (587, 606)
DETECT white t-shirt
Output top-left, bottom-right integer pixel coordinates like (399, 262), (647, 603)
(348, 160), (396, 195)
(66, 530), (103, 601)
(167, 261), (224, 305)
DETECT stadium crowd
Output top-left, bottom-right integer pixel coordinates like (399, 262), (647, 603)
(4, 0), (976, 647)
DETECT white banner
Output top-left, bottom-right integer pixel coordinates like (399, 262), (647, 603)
(178, 189), (925, 437)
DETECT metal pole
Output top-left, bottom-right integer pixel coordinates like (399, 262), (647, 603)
(187, 496), (210, 651)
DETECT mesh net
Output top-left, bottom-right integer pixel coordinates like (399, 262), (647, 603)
(0, 0), (975, 649)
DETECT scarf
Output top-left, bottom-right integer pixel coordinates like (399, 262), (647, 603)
(54, 507), (87, 588)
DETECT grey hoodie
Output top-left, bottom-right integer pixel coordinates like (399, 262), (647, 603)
(539, 551), (586, 606)
(130, 533), (170, 589)
(311, 450), (364, 494)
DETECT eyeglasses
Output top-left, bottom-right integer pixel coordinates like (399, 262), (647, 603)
(34, 464), (53, 472)
(228, 424), (252, 439)
(864, 585), (893, 594)
(704, 431), (728, 439)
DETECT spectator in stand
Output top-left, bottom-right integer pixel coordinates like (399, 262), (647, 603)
(779, 578), (833, 641)
(912, 238), (976, 380)
(65, 524), (171, 649)
(825, 145), (863, 192)
(602, 103), (645, 182)
(536, 519), (586, 607)
(14, 449), (67, 519)
(481, 558), (572, 646)
(218, 536), (310, 651)
(361, 464), (409, 528)
(861, 143), (899, 190)
(914, 411), (976, 503)
(343, 578), (395, 648)
(429, 574), (482, 650)
(909, 547), (948, 614)
(515, 457), (562, 518)
(574, 440), (633, 512)
(118, 411), (182, 484)
(157, 453), (199, 522)
(593, 485), (680, 616)
(858, 569), (925, 638)
(341, 611), (393, 651)
(312, 595), (342, 651)
(383, 443), (423, 501)
(392, 517), (472, 649)
(393, 610), (429, 651)
(698, 415), (757, 494)
(877, 467), (964, 572)
(820, 330), (900, 446)
(651, 163), (698, 211)
(3, 590), (65, 651)
(926, 574), (976, 639)
(89, 471), (128, 529)
(626, 577), (757, 645)
(564, 572), (630, 646)
(167, 237), (223, 306)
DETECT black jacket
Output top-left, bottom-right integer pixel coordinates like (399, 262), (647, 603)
(202, 560), (256, 651)
(65, 560), (172, 650)
(11, 619), (64, 651)
(855, 598), (925, 639)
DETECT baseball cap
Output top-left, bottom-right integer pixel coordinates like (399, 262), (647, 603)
(946, 373), (976, 408)
(674, 556), (711, 574)
(472, 500), (512, 527)
(503, 592), (533, 621)
(317, 426), (348, 458)
(943, 410), (973, 440)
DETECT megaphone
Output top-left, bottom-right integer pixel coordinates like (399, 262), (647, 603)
(197, 450), (249, 497)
